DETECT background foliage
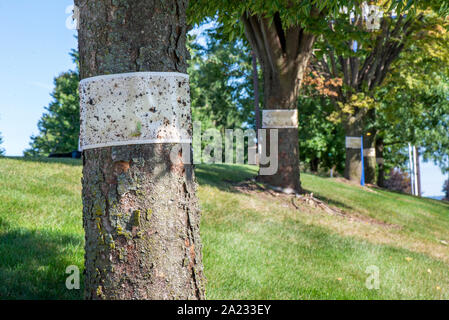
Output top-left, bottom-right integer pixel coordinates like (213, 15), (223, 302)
(24, 51), (80, 157)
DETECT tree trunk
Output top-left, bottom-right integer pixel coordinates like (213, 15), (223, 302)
(242, 13), (316, 193)
(258, 68), (302, 193)
(76, 0), (205, 300)
(364, 129), (377, 185)
(310, 157), (319, 173)
(376, 137), (385, 188)
(344, 113), (364, 182)
(344, 108), (378, 184)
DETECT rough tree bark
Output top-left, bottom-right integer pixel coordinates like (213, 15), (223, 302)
(242, 12), (316, 193)
(76, 0), (205, 300)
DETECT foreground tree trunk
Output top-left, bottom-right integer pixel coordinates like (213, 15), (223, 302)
(76, 0), (205, 300)
(242, 13), (316, 193)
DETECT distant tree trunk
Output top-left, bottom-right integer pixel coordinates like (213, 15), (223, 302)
(252, 51), (261, 149)
(363, 115), (377, 185)
(310, 157), (319, 173)
(344, 108), (378, 184)
(364, 143), (377, 184)
(344, 112), (364, 182)
(76, 0), (205, 300)
(376, 137), (385, 187)
(311, 15), (424, 184)
(242, 12), (317, 193)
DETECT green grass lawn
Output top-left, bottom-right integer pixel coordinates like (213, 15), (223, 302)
(0, 157), (448, 299)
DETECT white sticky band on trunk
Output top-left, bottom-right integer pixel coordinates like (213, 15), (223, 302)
(345, 136), (362, 149)
(363, 148), (376, 157)
(79, 72), (192, 151)
(262, 110), (298, 128)
(376, 158), (384, 164)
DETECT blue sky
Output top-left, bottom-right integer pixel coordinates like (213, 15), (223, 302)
(0, 1), (446, 197)
(0, 0), (77, 155)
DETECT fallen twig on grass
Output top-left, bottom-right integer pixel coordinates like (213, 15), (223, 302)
(292, 193), (345, 217)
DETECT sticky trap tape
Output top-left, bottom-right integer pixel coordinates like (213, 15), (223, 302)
(262, 110), (298, 129)
(79, 72), (192, 151)
(345, 136), (362, 149)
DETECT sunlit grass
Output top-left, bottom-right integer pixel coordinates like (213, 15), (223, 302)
(0, 158), (448, 299)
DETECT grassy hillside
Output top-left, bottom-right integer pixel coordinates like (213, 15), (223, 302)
(0, 157), (448, 299)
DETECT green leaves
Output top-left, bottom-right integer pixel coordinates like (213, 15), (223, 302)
(188, 28), (255, 133)
(375, 21), (449, 173)
(298, 95), (346, 172)
(24, 53), (80, 157)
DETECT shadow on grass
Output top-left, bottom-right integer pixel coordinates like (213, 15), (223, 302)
(195, 164), (257, 192)
(0, 226), (84, 300)
(2, 156), (82, 167)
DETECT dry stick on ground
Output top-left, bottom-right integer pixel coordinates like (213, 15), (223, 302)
(291, 193), (345, 217)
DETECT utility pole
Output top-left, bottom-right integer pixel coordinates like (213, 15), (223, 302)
(408, 143), (415, 195)
(414, 147), (422, 197)
(413, 146), (419, 196)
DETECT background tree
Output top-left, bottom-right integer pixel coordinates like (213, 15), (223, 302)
(76, 0), (205, 300)
(0, 132), (4, 156)
(189, 1), (322, 193)
(188, 0), (433, 193)
(310, 2), (449, 183)
(373, 14), (449, 183)
(443, 179), (449, 201)
(298, 83), (345, 174)
(189, 29), (257, 163)
(383, 168), (412, 194)
(24, 51), (80, 157)
(189, 29), (255, 134)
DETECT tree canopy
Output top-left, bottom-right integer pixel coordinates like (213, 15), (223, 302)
(188, 29), (255, 132)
